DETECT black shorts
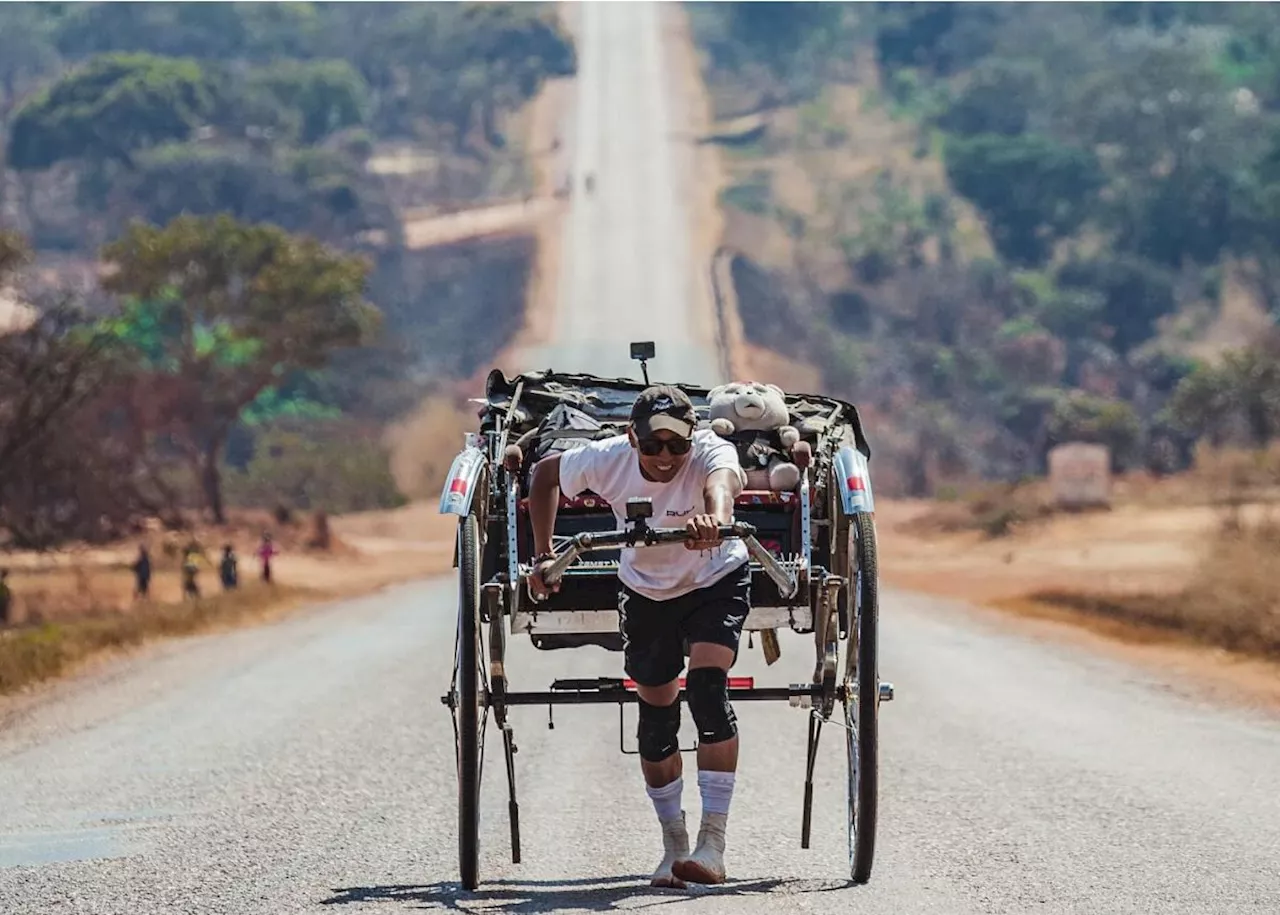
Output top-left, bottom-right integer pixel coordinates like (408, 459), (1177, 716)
(617, 561), (751, 687)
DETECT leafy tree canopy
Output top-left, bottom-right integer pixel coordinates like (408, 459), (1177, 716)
(97, 213), (379, 522)
(7, 52), (219, 169)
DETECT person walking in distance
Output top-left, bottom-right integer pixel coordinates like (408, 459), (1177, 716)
(0, 569), (12, 626)
(132, 546), (151, 600)
(527, 385), (750, 887)
(181, 545), (201, 600)
(256, 533), (278, 583)
(219, 545), (239, 591)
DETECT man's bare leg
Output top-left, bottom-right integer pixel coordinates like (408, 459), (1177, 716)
(672, 642), (737, 884)
(688, 643), (738, 773)
(636, 678), (682, 787)
(636, 678), (687, 887)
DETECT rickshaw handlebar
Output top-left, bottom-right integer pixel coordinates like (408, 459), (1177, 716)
(539, 522), (755, 581)
(528, 521), (799, 600)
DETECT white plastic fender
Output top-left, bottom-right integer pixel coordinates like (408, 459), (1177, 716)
(833, 445), (875, 515)
(438, 434), (488, 517)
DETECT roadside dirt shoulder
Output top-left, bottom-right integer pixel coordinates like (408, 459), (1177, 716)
(0, 504), (456, 700)
(874, 499), (1280, 714)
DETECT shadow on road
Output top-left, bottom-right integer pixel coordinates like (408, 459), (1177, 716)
(320, 874), (853, 911)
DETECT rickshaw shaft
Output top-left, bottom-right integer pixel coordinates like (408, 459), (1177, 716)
(501, 685), (820, 706)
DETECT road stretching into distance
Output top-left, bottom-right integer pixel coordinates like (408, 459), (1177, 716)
(520, 2), (722, 387)
(3, 3), (1280, 913)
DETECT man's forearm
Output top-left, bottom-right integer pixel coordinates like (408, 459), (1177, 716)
(529, 458), (560, 555)
(703, 469), (740, 524)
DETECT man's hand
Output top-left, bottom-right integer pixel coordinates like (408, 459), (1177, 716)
(527, 456), (564, 599)
(689, 467), (741, 552)
(528, 555), (561, 599)
(685, 513), (722, 551)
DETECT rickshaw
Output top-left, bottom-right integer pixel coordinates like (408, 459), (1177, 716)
(439, 342), (891, 890)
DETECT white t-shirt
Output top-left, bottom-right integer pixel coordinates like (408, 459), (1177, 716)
(557, 429), (749, 600)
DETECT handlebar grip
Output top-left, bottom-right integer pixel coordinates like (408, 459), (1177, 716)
(658, 523), (758, 541)
(541, 546), (579, 585)
(643, 522), (756, 544)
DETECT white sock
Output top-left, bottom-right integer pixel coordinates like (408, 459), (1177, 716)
(698, 770), (735, 816)
(645, 776), (683, 823)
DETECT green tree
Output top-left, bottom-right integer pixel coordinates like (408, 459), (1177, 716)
(937, 58), (1046, 137)
(1230, 130), (1280, 315)
(51, 2), (321, 62)
(1055, 255), (1176, 355)
(1169, 362), (1235, 446)
(0, 5), (61, 116)
(0, 304), (150, 548)
(363, 3), (576, 148)
(944, 133), (1103, 267)
(1047, 391), (1143, 469)
(99, 214), (379, 523)
(224, 423), (406, 515)
(247, 59), (370, 143)
(0, 231), (148, 545)
(1171, 337), (1280, 446)
(874, 2), (1010, 76)
(7, 52), (220, 170)
(835, 171), (932, 282)
(1065, 39), (1265, 267)
(114, 144), (395, 243)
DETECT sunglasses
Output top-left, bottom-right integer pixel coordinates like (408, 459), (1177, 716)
(637, 436), (692, 456)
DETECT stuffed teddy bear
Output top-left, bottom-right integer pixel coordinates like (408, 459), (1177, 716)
(706, 381), (802, 490)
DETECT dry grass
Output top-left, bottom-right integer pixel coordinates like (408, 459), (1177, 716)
(0, 498), (461, 696)
(902, 443), (1280, 541)
(899, 478), (1064, 539)
(0, 581), (313, 696)
(1114, 443), (1280, 511)
(1025, 516), (1280, 661)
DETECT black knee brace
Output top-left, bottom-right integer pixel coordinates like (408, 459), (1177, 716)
(637, 695), (681, 762)
(686, 667), (737, 744)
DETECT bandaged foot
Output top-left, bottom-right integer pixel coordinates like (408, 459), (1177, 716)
(672, 811), (727, 885)
(651, 812), (690, 888)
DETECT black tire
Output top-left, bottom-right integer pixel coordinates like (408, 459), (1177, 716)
(845, 511), (879, 885)
(456, 512), (483, 890)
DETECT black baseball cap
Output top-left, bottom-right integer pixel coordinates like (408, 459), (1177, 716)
(630, 384), (697, 439)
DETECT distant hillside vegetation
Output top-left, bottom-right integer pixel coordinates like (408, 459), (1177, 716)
(690, 1), (1280, 494)
(0, 3), (575, 544)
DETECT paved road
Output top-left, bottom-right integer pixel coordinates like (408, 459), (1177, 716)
(3, 580), (1279, 913)
(4, 2), (1280, 913)
(519, 1), (722, 387)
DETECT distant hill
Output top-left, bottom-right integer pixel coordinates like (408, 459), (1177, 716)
(690, 1), (1280, 495)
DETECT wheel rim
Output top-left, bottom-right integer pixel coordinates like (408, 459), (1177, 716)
(451, 512), (488, 890)
(844, 690), (859, 873)
(843, 512), (879, 883)
(451, 519), (490, 773)
(844, 543), (863, 876)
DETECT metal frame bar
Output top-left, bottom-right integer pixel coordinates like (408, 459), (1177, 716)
(534, 525), (799, 599)
(502, 684), (822, 707)
(505, 475), (519, 594)
(510, 605), (810, 635)
(799, 470), (812, 586)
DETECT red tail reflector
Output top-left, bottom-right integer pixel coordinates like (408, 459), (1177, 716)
(449, 478), (468, 494)
(846, 475), (866, 491)
(623, 677), (755, 690)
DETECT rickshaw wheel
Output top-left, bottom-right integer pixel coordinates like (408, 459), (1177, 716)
(845, 511), (880, 885)
(454, 510), (486, 890)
